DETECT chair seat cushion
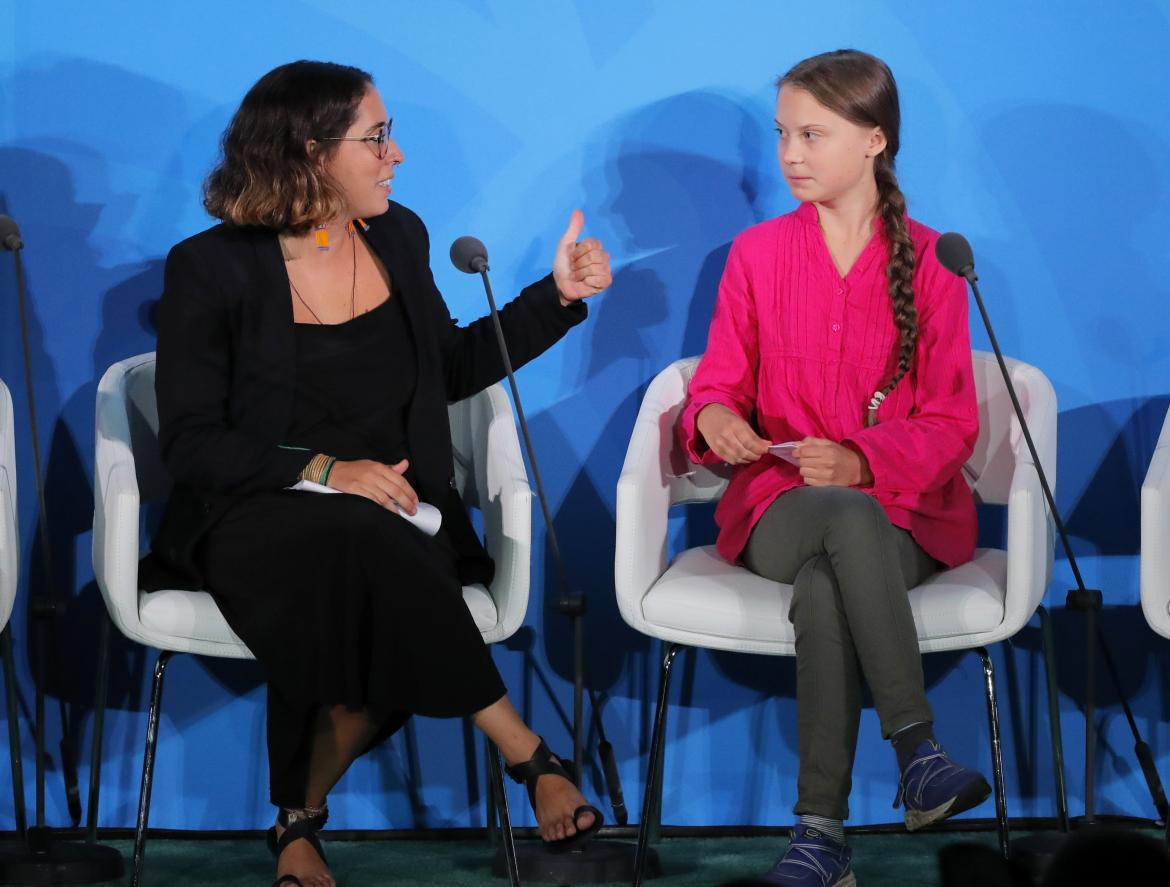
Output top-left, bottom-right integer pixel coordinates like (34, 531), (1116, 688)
(139, 583), (500, 652)
(640, 545), (1008, 653)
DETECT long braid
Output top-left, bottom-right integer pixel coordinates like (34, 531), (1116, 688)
(866, 158), (918, 427)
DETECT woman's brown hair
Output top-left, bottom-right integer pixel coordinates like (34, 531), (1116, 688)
(779, 49), (916, 427)
(204, 60), (373, 233)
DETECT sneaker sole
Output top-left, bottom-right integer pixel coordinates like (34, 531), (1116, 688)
(903, 776), (992, 831)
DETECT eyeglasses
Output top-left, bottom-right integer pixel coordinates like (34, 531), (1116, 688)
(318, 119), (394, 159)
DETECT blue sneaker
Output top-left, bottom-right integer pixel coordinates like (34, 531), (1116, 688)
(895, 739), (991, 830)
(760, 824), (856, 886)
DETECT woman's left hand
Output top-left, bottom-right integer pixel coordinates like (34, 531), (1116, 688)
(795, 437), (874, 487)
(553, 209), (612, 306)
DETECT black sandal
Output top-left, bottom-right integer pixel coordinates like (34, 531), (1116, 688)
(504, 737), (604, 853)
(266, 805), (330, 887)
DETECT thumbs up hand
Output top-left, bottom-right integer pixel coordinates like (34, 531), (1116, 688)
(552, 209), (612, 305)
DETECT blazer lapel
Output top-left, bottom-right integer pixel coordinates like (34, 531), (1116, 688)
(249, 230), (297, 405)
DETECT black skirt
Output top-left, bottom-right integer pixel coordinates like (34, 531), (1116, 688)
(197, 294), (506, 807)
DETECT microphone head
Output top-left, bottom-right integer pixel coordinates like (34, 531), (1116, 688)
(936, 232), (976, 281)
(0, 214), (22, 251)
(450, 235), (488, 274)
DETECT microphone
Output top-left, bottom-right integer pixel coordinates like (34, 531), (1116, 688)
(448, 235), (633, 841)
(935, 231), (975, 281)
(449, 235), (488, 273)
(936, 229), (1169, 832)
(0, 214), (23, 251)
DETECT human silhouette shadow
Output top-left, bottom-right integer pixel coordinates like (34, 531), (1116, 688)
(571, 89), (784, 390)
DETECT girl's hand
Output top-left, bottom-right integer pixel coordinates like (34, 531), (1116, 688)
(552, 209), (612, 305)
(794, 438), (873, 487)
(326, 458), (419, 514)
(696, 403), (770, 465)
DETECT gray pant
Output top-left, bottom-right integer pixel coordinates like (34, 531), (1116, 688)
(743, 486), (940, 819)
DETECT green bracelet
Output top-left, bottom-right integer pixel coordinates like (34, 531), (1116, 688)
(319, 457), (337, 486)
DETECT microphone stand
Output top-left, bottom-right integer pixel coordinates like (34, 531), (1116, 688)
(941, 236), (1168, 873)
(458, 247), (657, 883)
(0, 228), (124, 883)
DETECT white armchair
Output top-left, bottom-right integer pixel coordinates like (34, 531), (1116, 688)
(615, 351), (1062, 882)
(0, 380), (27, 837)
(91, 353), (533, 886)
(1141, 406), (1170, 639)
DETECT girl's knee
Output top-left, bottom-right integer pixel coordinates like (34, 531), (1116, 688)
(817, 487), (887, 538)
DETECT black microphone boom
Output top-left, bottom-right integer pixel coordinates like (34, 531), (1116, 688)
(0, 216), (124, 883)
(935, 232), (1169, 866)
(450, 235), (654, 884)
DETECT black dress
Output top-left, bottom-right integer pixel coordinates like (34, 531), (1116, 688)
(198, 293), (506, 808)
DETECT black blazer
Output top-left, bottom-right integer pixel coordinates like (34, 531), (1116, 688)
(141, 201), (586, 590)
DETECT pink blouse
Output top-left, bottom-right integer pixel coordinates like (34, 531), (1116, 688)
(679, 202), (978, 568)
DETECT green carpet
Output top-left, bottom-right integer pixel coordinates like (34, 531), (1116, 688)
(71, 831), (1016, 886)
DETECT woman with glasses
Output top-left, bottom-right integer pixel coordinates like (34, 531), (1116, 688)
(142, 60), (610, 887)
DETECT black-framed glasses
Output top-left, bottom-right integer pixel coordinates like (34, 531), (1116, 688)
(318, 119), (394, 159)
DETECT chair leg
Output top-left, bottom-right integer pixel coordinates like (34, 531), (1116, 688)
(1037, 605), (1069, 831)
(131, 651), (173, 887)
(976, 647), (1010, 859)
(483, 735), (500, 847)
(634, 642), (682, 887)
(86, 615), (112, 842)
(1, 625), (27, 840)
(486, 741), (520, 887)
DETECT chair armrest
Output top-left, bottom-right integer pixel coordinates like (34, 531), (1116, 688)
(615, 383), (679, 635)
(1141, 408), (1170, 632)
(0, 469), (17, 631)
(93, 385), (147, 645)
(473, 385), (532, 642)
(1002, 451), (1053, 633)
(998, 358), (1058, 633)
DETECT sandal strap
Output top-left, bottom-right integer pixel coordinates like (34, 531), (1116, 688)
(573, 804), (602, 831)
(273, 807), (329, 865)
(504, 738), (573, 787)
(277, 805), (329, 831)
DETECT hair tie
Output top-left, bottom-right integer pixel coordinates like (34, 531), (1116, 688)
(865, 390), (886, 428)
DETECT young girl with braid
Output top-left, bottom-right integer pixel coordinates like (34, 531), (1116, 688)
(680, 50), (990, 886)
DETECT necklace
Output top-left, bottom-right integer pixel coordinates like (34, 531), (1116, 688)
(289, 228), (357, 324)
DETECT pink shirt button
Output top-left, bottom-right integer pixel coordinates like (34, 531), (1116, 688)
(832, 323), (841, 332)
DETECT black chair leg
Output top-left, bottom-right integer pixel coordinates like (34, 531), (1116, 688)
(1, 625), (27, 840)
(634, 642), (682, 887)
(86, 615), (112, 843)
(484, 735), (500, 847)
(487, 741), (520, 887)
(977, 646), (1010, 858)
(131, 650), (173, 887)
(1037, 605), (1070, 831)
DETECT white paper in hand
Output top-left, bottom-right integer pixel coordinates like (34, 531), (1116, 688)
(288, 480), (443, 536)
(768, 442), (802, 465)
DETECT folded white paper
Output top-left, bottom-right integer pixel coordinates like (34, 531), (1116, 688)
(288, 480), (442, 536)
(768, 441), (802, 465)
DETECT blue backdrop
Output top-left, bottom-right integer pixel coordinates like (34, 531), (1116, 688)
(1, 0), (1169, 834)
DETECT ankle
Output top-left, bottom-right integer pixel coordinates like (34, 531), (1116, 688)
(276, 802), (329, 829)
(890, 722), (936, 770)
(499, 732), (542, 768)
(798, 814), (846, 845)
